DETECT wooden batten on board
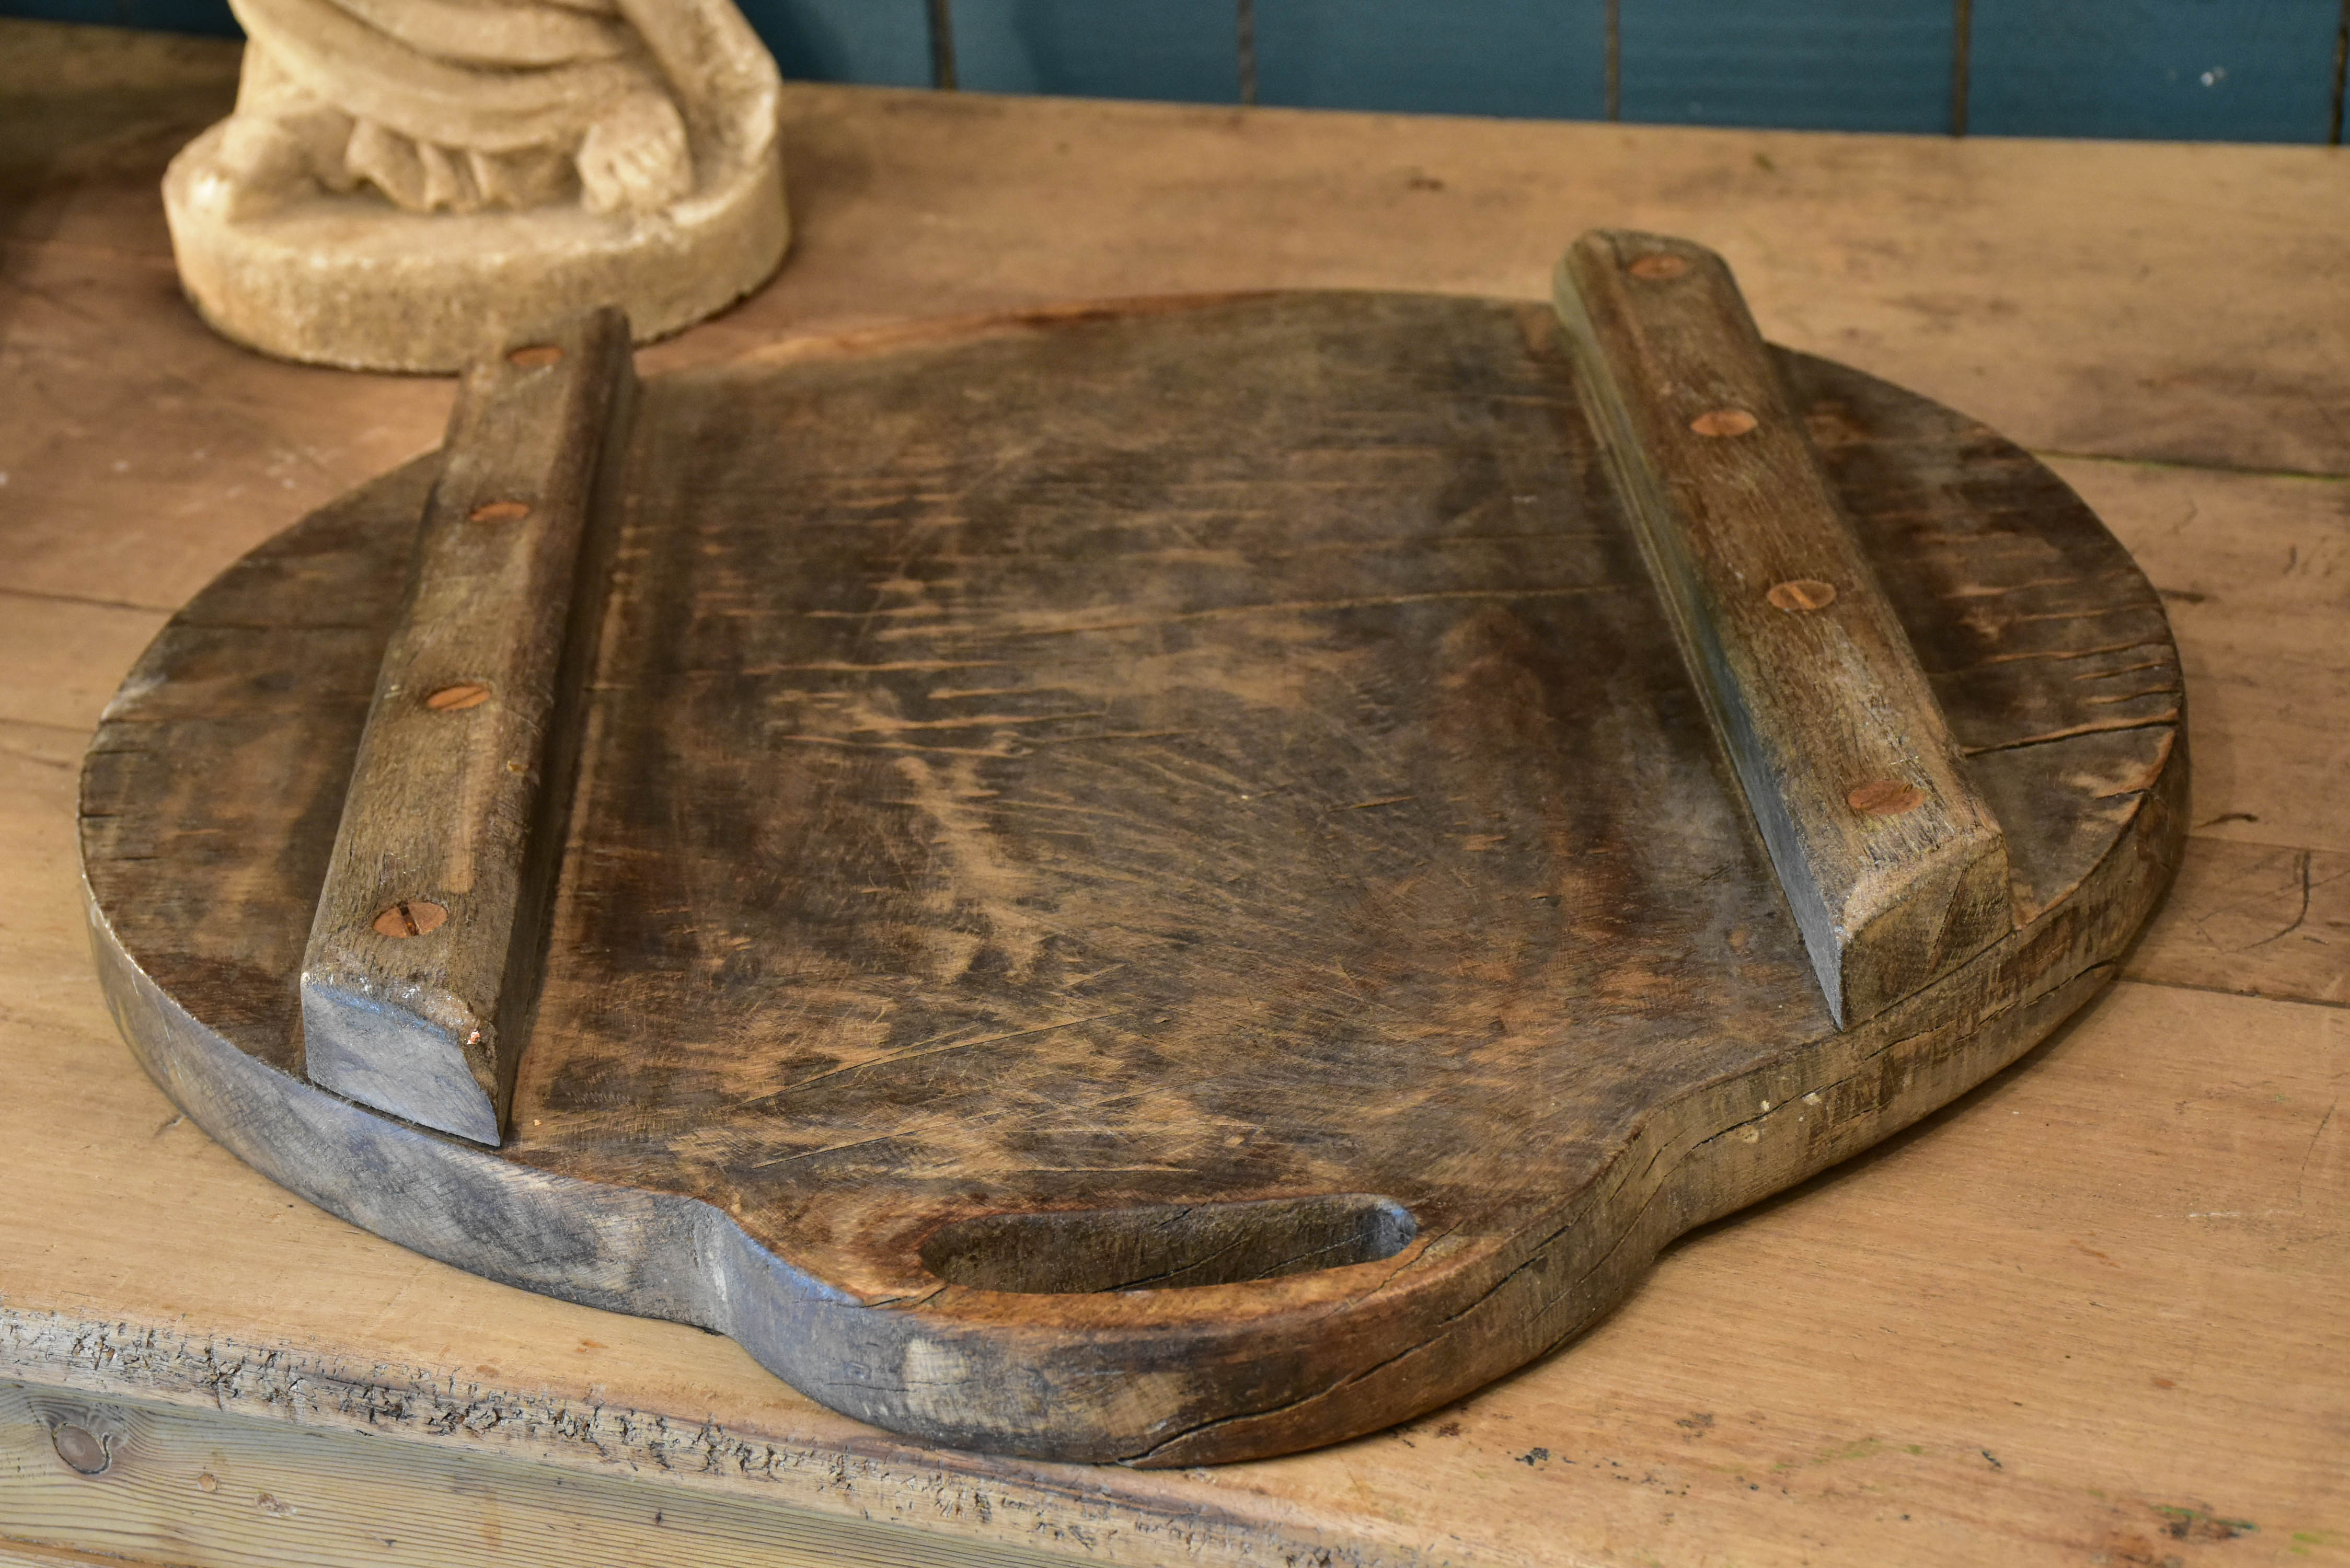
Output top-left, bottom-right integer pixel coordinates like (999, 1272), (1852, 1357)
(299, 312), (636, 1145)
(1553, 231), (2012, 1027)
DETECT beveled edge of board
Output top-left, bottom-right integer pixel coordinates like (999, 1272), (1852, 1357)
(76, 297), (2191, 1466)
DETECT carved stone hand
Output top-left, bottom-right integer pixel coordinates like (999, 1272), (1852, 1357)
(577, 88), (693, 215)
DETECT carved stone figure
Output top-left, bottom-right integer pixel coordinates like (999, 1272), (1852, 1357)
(164, 0), (790, 370)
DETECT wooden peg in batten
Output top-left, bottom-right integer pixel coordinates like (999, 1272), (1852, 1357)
(1553, 231), (2011, 1027)
(299, 309), (634, 1144)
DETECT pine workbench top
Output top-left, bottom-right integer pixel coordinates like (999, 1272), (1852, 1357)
(1, 20), (2344, 1568)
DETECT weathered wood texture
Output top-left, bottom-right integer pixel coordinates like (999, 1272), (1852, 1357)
(0, 1380), (1086, 1568)
(299, 311), (633, 1145)
(4, 21), (2346, 1566)
(79, 291), (2182, 1463)
(2125, 840), (2349, 1005)
(1556, 230), (2009, 1025)
(2043, 454), (2350, 860)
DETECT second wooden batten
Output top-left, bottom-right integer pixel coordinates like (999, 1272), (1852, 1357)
(1553, 232), (2011, 1027)
(298, 311), (634, 1144)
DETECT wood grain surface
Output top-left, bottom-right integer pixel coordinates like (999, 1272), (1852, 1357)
(0, 1380), (1082, 1568)
(80, 286), (2182, 1464)
(3, 20), (2345, 1567)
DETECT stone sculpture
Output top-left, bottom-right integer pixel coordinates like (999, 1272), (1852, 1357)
(165, 0), (789, 370)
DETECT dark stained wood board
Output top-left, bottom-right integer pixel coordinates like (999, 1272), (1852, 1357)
(78, 287), (2185, 1467)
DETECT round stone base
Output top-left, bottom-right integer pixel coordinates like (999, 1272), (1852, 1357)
(163, 123), (790, 372)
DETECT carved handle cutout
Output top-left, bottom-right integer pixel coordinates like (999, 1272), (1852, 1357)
(920, 1195), (1418, 1294)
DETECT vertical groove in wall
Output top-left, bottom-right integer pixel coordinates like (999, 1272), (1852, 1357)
(1237, 0), (1258, 106)
(927, 0), (957, 90)
(1605, 0), (1621, 120)
(2331, 0), (2348, 143)
(1952, 0), (1973, 135)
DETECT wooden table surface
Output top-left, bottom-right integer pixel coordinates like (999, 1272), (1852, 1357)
(2, 20), (2345, 1568)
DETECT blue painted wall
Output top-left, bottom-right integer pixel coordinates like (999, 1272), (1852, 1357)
(738, 0), (934, 90)
(1253, 1), (1608, 122)
(1969, 0), (2344, 143)
(949, 0), (1238, 102)
(6, 0), (237, 34)
(1619, 0), (1957, 135)
(8, 0), (2345, 144)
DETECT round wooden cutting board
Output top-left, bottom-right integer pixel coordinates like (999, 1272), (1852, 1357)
(80, 243), (2184, 1466)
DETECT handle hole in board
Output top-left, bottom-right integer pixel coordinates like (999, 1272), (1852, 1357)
(918, 1193), (1417, 1294)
